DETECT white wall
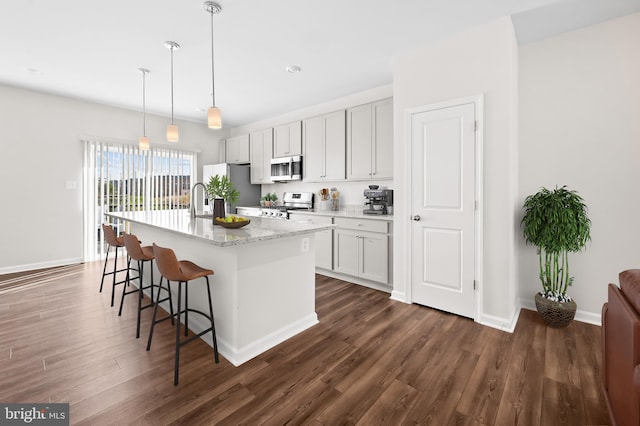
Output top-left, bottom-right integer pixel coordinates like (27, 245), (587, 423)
(518, 12), (640, 322)
(0, 85), (221, 273)
(393, 17), (520, 328)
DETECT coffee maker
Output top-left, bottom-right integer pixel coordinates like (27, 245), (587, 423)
(363, 186), (394, 215)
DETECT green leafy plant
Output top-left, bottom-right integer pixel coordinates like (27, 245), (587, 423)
(205, 174), (239, 204)
(521, 186), (591, 302)
(260, 192), (278, 203)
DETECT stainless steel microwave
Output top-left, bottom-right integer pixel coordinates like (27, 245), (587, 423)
(270, 155), (302, 182)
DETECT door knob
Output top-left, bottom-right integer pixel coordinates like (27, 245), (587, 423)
(412, 215), (421, 221)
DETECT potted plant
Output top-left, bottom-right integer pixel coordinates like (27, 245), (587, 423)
(205, 175), (240, 221)
(260, 192), (278, 208)
(521, 185), (591, 327)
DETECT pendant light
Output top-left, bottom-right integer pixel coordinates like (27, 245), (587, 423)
(204, 2), (222, 129)
(165, 41), (180, 142)
(138, 68), (150, 151)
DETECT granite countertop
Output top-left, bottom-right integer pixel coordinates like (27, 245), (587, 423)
(286, 209), (394, 221)
(234, 206), (394, 221)
(106, 210), (333, 247)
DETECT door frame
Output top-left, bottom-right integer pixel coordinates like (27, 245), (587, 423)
(403, 94), (484, 322)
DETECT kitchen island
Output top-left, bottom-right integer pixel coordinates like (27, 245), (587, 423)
(106, 210), (333, 366)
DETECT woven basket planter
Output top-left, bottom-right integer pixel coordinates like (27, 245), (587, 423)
(534, 293), (577, 328)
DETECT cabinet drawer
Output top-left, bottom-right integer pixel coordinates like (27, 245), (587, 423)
(334, 217), (387, 233)
(289, 214), (333, 226)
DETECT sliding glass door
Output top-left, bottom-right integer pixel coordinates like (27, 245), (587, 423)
(83, 141), (196, 261)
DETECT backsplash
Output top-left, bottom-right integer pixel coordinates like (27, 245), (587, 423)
(259, 179), (394, 210)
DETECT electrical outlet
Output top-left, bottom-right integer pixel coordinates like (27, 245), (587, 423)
(301, 237), (309, 253)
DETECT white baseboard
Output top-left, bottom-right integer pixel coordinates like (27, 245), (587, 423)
(390, 290), (408, 303)
(315, 269), (393, 294)
(0, 258), (83, 275)
(480, 308), (521, 333)
(519, 297), (602, 326)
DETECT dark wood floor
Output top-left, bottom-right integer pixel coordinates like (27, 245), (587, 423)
(0, 262), (610, 425)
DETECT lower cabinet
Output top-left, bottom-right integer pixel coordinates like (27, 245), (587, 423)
(333, 217), (389, 284)
(288, 214), (333, 270)
(289, 214), (391, 286)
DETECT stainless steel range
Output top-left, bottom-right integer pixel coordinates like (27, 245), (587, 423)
(261, 192), (313, 219)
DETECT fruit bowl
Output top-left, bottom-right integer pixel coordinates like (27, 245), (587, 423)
(215, 217), (250, 228)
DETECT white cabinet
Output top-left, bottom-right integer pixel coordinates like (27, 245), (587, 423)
(249, 129), (273, 184)
(303, 110), (346, 182)
(273, 121), (302, 157)
(289, 213), (333, 270)
(333, 217), (389, 284)
(346, 98), (393, 180)
(225, 134), (250, 164)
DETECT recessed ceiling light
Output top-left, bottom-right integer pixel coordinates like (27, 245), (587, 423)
(285, 65), (301, 74)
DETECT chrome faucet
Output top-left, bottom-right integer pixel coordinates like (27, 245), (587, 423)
(190, 182), (208, 218)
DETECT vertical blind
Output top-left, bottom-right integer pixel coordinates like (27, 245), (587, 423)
(83, 140), (197, 261)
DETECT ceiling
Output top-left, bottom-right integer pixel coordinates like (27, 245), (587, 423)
(2, 0), (639, 128)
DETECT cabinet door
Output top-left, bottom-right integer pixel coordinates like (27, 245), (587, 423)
(333, 228), (359, 277)
(302, 115), (325, 181)
(250, 129), (273, 184)
(360, 232), (389, 283)
(323, 110), (346, 180)
(347, 103), (373, 180)
(274, 121), (302, 157)
(227, 135), (250, 164)
(372, 98), (393, 179)
(315, 229), (333, 270)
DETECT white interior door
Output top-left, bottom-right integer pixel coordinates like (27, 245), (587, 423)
(410, 101), (476, 319)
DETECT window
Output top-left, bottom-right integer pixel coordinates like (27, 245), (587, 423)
(83, 141), (197, 261)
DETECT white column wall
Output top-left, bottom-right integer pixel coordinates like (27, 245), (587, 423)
(392, 17), (520, 328)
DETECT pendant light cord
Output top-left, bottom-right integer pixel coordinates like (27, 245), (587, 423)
(142, 71), (146, 136)
(170, 47), (175, 124)
(210, 10), (216, 107)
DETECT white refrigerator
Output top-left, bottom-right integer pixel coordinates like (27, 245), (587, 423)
(202, 163), (261, 214)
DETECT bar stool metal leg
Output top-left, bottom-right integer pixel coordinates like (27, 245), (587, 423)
(175, 280), (183, 386)
(146, 279), (175, 351)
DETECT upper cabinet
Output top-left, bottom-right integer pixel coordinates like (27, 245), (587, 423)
(225, 134), (250, 164)
(303, 110), (346, 182)
(273, 121), (302, 158)
(346, 98), (393, 180)
(249, 128), (273, 184)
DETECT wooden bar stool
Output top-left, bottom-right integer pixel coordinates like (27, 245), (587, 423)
(118, 233), (164, 338)
(100, 224), (129, 307)
(146, 243), (219, 386)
